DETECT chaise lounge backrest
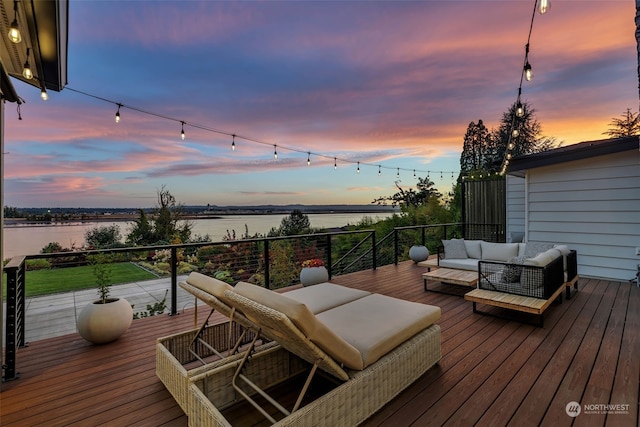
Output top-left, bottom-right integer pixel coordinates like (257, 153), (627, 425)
(224, 287), (353, 381)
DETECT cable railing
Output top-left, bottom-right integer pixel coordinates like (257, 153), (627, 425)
(2, 222), (499, 381)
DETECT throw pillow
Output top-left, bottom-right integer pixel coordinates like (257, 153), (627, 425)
(502, 255), (525, 283)
(523, 242), (554, 258)
(442, 238), (468, 259)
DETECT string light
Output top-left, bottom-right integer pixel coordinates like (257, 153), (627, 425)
(63, 87), (458, 178)
(22, 48), (32, 80)
(499, 0), (549, 175)
(40, 83), (48, 101)
(524, 62), (533, 81)
(115, 103), (121, 123)
(539, 0), (550, 14)
(7, 1), (21, 44)
(307, 152), (311, 166)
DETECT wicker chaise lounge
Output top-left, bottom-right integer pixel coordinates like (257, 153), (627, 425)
(185, 281), (441, 426)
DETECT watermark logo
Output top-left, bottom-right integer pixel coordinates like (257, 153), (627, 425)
(565, 401), (631, 417)
(565, 401), (581, 418)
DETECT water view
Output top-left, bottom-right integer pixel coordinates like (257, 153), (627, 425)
(3, 212), (395, 259)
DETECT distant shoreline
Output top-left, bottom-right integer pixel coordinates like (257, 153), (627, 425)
(4, 208), (398, 227)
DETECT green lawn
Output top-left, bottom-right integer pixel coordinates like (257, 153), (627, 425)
(10, 262), (158, 297)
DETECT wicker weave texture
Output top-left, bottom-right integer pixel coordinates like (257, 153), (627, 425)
(156, 322), (274, 412)
(188, 345), (310, 425)
(187, 324), (441, 426)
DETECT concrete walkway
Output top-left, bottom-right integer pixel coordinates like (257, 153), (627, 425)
(5, 275), (209, 343)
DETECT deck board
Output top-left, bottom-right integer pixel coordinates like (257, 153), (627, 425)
(2, 262), (638, 427)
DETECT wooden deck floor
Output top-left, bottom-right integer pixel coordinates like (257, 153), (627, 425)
(1, 262), (638, 426)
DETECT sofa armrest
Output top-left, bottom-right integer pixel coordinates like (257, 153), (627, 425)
(436, 245), (445, 265)
(566, 250), (578, 282)
(478, 255), (564, 299)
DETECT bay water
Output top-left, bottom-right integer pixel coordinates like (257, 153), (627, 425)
(3, 212), (394, 259)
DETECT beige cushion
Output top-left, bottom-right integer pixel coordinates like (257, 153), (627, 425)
(186, 272), (234, 304)
(317, 294), (441, 368)
(232, 282), (363, 370)
(481, 242), (519, 262)
(284, 283), (371, 314)
(464, 240), (483, 259)
(523, 248), (561, 267)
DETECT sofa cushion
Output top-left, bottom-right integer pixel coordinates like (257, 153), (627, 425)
(439, 258), (479, 271)
(186, 272), (234, 304)
(233, 282), (363, 370)
(284, 283), (371, 314)
(523, 248), (561, 267)
(464, 240), (483, 259)
(442, 238), (468, 259)
(523, 242), (554, 258)
(316, 294), (441, 368)
(481, 242), (519, 262)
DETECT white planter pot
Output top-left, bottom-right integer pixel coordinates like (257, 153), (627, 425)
(409, 245), (430, 263)
(300, 266), (329, 286)
(77, 297), (133, 344)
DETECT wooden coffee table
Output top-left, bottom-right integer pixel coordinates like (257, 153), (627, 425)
(422, 268), (478, 294)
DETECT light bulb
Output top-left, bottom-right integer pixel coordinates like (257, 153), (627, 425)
(274, 145), (278, 160)
(397, 168), (400, 178)
(334, 158), (337, 170)
(539, 0), (550, 14)
(516, 102), (524, 117)
(40, 86), (48, 101)
(307, 153), (311, 166)
(508, 143), (515, 150)
(181, 122), (185, 140)
(378, 165), (381, 176)
(231, 135), (236, 151)
(524, 62), (533, 81)
(8, 21), (21, 43)
(357, 162), (360, 174)
(512, 129), (519, 137)
(22, 61), (32, 79)
(115, 105), (121, 123)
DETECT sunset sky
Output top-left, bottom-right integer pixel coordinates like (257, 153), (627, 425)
(4, 0), (638, 208)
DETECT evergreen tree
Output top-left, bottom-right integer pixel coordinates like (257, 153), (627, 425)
(460, 120), (491, 175)
(126, 209), (154, 246)
(489, 101), (553, 172)
(268, 209), (311, 236)
(603, 108), (640, 137)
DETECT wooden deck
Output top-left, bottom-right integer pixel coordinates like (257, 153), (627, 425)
(2, 262), (638, 426)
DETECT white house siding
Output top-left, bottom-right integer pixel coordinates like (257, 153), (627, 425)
(506, 175), (526, 242)
(523, 150), (640, 281)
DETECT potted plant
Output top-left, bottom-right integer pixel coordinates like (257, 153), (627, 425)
(77, 254), (133, 344)
(300, 258), (329, 286)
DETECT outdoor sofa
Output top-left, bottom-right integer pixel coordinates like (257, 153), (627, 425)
(436, 239), (579, 299)
(161, 272), (442, 426)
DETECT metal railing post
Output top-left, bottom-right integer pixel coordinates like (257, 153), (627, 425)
(170, 247), (178, 315)
(394, 228), (399, 265)
(326, 234), (332, 279)
(3, 256), (26, 382)
(371, 231), (377, 270)
(263, 239), (270, 288)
